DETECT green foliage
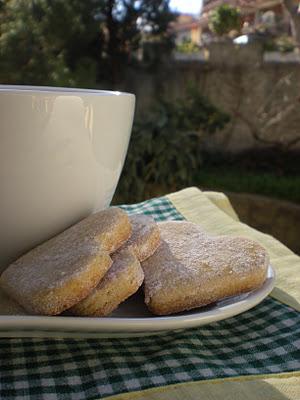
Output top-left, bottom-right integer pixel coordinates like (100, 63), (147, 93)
(115, 163), (300, 205)
(176, 39), (200, 54)
(263, 34), (296, 54)
(276, 35), (296, 53)
(98, 0), (175, 83)
(0, 0), (100, 86)
(209, 4), (241, 36)
(115, 88), (230, 203)
(196, 168), (300, 204)
(0, 0), (175, 86)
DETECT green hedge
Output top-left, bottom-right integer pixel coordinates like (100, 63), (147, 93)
(196, 168), (300, 204)
(115, 88), (230, 202)
(114, 89), (299, 205)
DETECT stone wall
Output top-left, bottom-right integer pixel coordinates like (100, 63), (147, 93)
(121, 42), (300, 153)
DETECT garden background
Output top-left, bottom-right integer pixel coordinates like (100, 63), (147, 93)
(0, 0), (299, 253)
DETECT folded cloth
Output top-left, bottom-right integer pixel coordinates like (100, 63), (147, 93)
(167, 187), (300, 312)
(0, 187), (299, 400)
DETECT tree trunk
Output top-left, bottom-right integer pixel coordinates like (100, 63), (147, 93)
(283, 0), (300, 47)
(106, 0), (118, 85)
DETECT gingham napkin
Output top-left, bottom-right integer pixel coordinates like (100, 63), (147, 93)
(0, 195), (299, 400)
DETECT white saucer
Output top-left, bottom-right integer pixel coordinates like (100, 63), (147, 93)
(0, 265), (275, 338)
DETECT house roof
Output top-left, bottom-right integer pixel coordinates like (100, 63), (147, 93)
(202, 0), (282, 14)
(170, 0), (288, 35)
(199, 0), (284, 29)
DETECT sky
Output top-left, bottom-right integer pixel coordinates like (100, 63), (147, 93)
(169, 0), (203, 15)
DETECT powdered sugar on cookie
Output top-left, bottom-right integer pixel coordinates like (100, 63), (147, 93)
(119, 214), (160, 262)
(143, 221), (269, 315)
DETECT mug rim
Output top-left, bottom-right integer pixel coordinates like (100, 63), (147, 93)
(0, 84), (134, 97)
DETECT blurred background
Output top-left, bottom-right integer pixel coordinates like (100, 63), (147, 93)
(0, 0), (299, 253)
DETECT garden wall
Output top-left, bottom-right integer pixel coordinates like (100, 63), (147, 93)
(121, 42), (300, 152)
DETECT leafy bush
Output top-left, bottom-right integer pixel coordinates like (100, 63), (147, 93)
(0, 0), (99, 86)
(0, 0), (175, 86)
(176, 39), (200, 54)
(209, 5), (241, 36)
(115, 156), (300, 205)
(115, 88), (230, 203)
(263, 35), (296, 53)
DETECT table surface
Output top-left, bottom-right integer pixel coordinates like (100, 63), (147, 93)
(0, 187), (299, 400)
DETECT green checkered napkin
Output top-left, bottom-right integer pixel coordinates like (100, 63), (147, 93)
(0, 196), (299, 400)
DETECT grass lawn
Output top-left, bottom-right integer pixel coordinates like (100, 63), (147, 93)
(115, 149), (300, 205)
(196, 167), (300, 204)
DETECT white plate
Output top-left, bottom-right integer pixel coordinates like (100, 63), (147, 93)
(0, 265), (275, 338)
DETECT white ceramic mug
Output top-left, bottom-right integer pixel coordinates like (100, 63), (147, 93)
(0, 85), (135, 270)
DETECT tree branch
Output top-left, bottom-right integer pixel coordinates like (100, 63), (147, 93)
(282, 0), (300, 45)
(282, 0), (298, 13)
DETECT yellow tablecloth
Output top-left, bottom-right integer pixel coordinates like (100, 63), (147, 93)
(106, 187), (300, 400)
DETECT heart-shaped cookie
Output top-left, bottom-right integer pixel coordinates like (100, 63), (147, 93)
(0, 207), (131, 315)
(70, 214), (160, 316)
(142, 221), (269, 315)
(70, 248), (144, 317)
(119, 214), (161, 262)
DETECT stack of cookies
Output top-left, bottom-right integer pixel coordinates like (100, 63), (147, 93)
(0, 208), (269, 316)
